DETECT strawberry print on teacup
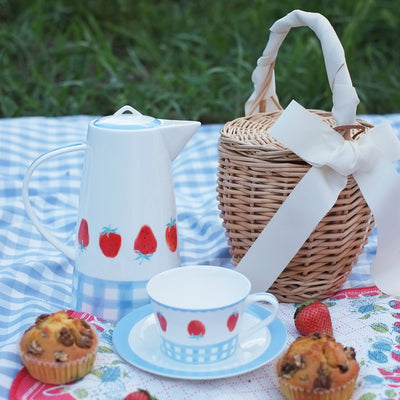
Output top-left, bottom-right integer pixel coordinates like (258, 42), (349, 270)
(146, 265), (279, 364)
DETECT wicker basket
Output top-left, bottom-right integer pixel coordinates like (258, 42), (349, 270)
(216, 11), (374, 303)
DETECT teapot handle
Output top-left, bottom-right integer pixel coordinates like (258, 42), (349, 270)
(22, 144), (87, 260)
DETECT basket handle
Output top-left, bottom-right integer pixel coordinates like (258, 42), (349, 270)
(244, 9), (359, 125)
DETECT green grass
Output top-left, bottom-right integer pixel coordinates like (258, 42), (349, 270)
(1, 0), (399, 122)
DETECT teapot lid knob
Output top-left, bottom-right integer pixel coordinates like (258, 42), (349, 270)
(94, 105), (161, 129)
(114, 105), (142, 117)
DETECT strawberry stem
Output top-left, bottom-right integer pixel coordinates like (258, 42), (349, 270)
(135, 250), (153, 265)
(294, 300), (315, 319)
(166, 217), (176, 230)
(138, 389), (158, 400)
(100, 225), (118, 236)
(78, 241), (87, 252)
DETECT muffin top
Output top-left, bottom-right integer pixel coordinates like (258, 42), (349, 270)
(20, 310), (97, 364)
(276, 333), (359, 391)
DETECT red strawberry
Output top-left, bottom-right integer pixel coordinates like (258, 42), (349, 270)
(124, 389), (158, 400)
(134, 225), (157, 263)
(165, 218), (177, 252)
(294, 301), (333, 336)
(188, 320), (206, 338)
(157, 312), (167, 332)
(227, 312), (239, 332)
(77, 218), (89, 249)
(99, 226), (121, 258)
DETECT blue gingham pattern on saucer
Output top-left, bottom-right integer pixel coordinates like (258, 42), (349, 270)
(1, 114), (400, 399)
(161, 335), (238, 364)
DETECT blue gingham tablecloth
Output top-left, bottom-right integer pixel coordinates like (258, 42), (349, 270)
(1, 114), (400, 399)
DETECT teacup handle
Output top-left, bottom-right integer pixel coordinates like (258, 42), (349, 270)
(240, 292), (279, 339)
(22, 144), (87, 260)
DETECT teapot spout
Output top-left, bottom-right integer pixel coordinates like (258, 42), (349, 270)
(161, 119), (201, 160)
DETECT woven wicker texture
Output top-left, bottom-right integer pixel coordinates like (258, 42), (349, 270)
(217, 110), (374, 302)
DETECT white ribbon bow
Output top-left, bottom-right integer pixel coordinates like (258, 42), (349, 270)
(236, 100), (400, 296)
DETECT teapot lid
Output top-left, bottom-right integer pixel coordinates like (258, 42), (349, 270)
(93, 105), (161, 129)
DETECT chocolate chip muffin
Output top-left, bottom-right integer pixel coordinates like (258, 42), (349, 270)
(276, 333), (359, 400)
(19, 310), (98, 384)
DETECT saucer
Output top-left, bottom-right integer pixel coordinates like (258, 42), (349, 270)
(113, 303), (286, 380)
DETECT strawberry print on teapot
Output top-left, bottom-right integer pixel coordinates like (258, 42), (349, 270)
(134, 224), (157, 263)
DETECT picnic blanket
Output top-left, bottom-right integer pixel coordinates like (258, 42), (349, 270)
(1, 114), (400, 399)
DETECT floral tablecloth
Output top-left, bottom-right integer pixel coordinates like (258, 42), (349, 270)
(9, 287), (400, 400)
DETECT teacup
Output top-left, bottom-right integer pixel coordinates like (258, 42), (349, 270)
(146, 265), (279, 364)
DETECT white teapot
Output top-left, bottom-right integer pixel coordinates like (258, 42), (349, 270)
(23, 105), (200, 321)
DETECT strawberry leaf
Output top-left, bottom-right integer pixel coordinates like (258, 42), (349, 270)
(370, 323), (389, 333)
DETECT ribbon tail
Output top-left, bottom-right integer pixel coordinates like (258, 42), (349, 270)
(354, 160), (400, 296)
(235, 166), (347, 292)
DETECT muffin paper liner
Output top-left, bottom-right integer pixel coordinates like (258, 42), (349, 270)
(20, 346), (98, 385)
(278, 376), (357, 400)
